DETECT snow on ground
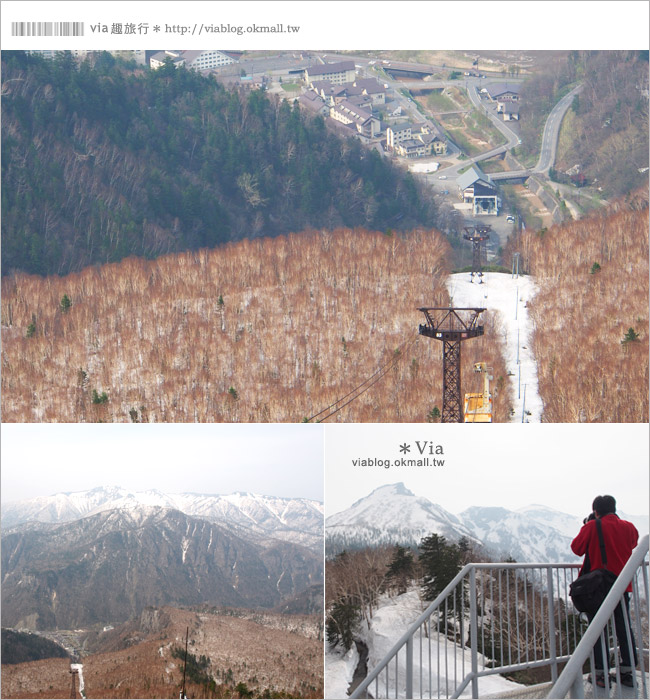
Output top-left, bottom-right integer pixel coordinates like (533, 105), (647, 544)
(70, 664), (86, 698)
(446, 272), (543, 423)
(354, 590), (526, 698)
(325, 644), (359, 699)
(408, 161), (440, 173)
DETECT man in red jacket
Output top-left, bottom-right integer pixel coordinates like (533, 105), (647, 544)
(571, 495), (639, 688)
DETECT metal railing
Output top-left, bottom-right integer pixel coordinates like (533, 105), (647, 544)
(548, 534), (649, 699)
(350, 539), (649, 699)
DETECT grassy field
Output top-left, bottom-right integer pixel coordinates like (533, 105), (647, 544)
(425, 88), (469, 113)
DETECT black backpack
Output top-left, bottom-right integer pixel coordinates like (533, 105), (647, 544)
(569, 518), (617, 615)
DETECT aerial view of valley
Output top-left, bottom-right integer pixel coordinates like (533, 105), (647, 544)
(1, 424), (324, 698)
(1, 48), (647, 423)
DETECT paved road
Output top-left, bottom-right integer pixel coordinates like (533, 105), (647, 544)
(531, 84), (583, 174)
(436, 82), (582, 184)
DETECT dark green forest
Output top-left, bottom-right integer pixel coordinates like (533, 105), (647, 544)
(1, 629), (69, 665)
(1, 51), (435, 276)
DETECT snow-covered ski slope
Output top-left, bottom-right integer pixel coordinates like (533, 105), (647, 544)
(446, 272), (542, 423)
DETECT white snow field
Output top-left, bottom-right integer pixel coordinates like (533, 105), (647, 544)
(325, 643), (359, 699)
(408, 162), (440, 173)
(328, 590), (525, 698)
(446, 272), (543, 423)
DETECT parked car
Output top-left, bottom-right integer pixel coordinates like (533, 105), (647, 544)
(506, 215), (515, 223)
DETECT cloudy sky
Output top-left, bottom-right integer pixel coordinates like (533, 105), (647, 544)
(1, 424), (323, 503)
(3, 423), (647, 520)
(325, 424), (649, 519)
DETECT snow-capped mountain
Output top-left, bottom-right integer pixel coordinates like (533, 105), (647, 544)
(326, 483), (647, 563)
(2, 486), (323, 550)
(2, 505), (323, 631)
(326, 483), (477, 555)
(459, 505), (581, 563)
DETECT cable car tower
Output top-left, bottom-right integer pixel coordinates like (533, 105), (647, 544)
(418, 307), (486, 422)
(69, 667), (79, 699)
(463, 224), (491, 283)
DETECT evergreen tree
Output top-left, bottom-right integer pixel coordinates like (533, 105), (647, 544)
(621, 327), (640, 344)
(427, 406), (441, 422)
(419, 533), (462, 601)
(387, 545), (415, 594)
(326, 598), (360, 651)
(92, 389), (109, 404)
(59, 294), (72, 313)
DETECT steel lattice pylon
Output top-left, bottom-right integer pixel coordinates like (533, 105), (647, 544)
(70, 668), (78, 700)
(418, 307), (486, 423)
(463, 224), (491, 283)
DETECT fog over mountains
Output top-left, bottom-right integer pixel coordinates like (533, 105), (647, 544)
(1, 487), (324, 630)
(326, 483), (648, 562)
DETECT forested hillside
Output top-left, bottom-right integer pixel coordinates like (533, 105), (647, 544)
(1, 51), (434, 277)
(516, 189), (649, 422)
(0, 228), (512, 422)
(556, 51), (649, 197)
(1, 629), (69, 665)
(519, 50), (648, 198)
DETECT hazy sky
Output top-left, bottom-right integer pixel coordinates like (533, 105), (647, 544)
(1, 424), (324, 503)
(324, 424), (649, 518)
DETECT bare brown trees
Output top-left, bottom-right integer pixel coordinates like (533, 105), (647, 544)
(516, 193), (649, 422)
(1, 227), (505, 422)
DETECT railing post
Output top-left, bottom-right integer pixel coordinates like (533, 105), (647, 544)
(546, 566), (558, 683)
(469, 567), (479, 699)
(570, 674), (585, 699)
(406, 635), (413, 699)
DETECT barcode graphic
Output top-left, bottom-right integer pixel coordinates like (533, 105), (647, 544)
(11, 22), (84, 37)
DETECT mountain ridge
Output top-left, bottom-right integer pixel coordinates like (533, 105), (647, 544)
(326, 482), (648, 562)
(2, 486), (324, 550)
(2, 504), (323, 630)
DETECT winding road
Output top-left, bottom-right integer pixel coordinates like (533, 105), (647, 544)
(438, 82), (583, 183)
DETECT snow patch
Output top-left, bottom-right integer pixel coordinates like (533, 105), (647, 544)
(325, 644), (359, 699)
(349, 590), (525, 699)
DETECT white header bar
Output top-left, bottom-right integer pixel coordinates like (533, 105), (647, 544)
(2, 1), (649, 51)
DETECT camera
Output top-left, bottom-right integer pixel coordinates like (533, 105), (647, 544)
(583, 512), (596, 525)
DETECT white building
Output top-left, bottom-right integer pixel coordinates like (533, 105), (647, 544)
(305, 61), (356, 86)
(331, 100), (380, 137)
(150, 50), (236, 71)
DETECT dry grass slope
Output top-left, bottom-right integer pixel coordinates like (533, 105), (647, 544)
(1, 227), (511, 422)
(519, 193), (649, 422)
